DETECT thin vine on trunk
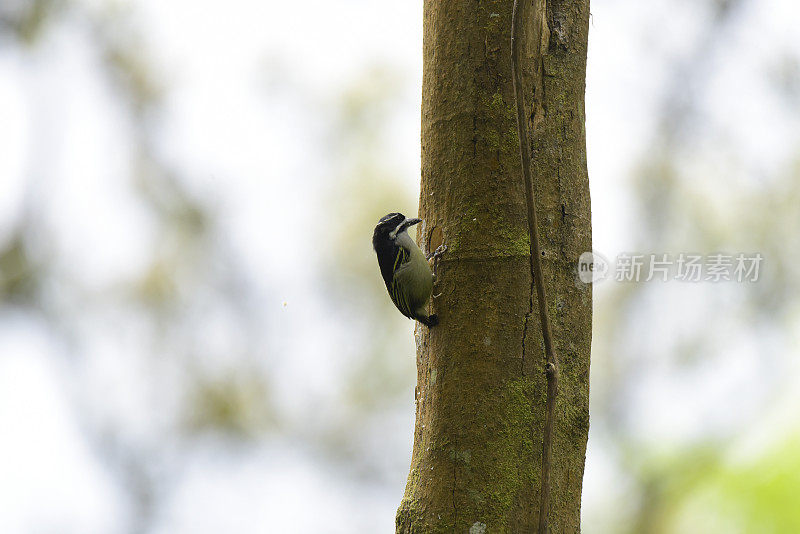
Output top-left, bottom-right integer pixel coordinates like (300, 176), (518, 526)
(511, 1), (559, 532)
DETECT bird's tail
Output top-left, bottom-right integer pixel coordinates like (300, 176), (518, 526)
(416, 313), (439, 327)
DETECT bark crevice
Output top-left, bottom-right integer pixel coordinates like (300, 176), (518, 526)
(521, 279), (535, 376)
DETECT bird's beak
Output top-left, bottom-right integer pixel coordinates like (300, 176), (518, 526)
(404, 217), (422, 228)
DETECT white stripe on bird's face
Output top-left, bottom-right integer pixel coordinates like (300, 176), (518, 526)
(389, 220), (407, 240)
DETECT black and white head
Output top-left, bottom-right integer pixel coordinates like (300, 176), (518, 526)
(372, 212), (422, 249)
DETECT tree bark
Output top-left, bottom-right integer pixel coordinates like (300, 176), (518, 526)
(397, 1), (591, 532)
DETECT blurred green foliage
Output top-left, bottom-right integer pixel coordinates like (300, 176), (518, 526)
(587, 0), (800, 531)
(666, 436), (800, 533)
(2, 0), (800, 532)
(0, 0), (64, 44)
(185, 372), (278, 437)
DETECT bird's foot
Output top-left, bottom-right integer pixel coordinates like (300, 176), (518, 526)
(426, 244), (448, 261)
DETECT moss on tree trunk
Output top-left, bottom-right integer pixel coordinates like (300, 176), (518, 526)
(396, 0), (591, 532)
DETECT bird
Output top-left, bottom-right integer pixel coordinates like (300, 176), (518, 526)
(373, 212), (439, 327)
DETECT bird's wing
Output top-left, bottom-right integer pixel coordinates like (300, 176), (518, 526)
(375, 239), (400, 288)
(389, 248), (414, 318)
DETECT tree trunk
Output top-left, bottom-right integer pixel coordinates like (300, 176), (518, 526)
(397, 0), (591, 532)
